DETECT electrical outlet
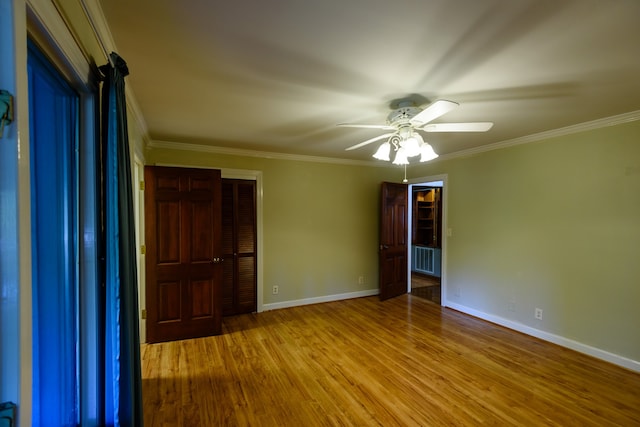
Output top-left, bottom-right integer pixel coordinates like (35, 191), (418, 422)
(358, 275), (364, 284)
(535, 307), (543, 320)
(454, 287), (461, 297)
(272, 285), (279, 295)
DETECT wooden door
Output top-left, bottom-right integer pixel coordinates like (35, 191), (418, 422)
(221, 179), (257, 316)
(379, 182), (408, 300)
(144, 166), (223, 343)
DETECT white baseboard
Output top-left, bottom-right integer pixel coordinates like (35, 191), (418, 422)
(445, 301), (640, 373)
(262, 288), (379, 312)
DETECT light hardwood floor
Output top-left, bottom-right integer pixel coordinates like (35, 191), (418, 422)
(141, 295), (640, 426)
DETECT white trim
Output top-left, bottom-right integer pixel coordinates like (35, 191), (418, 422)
(444, 302), (640, 373)
(149, 139), (391, 167)
(27, 0), (91, 87)
(154, 163), (262, 180)
(149, 110), (640, 167)
(127, 94), (149, 162)
(262, 288), (379, 312)
(133, 157), (146, 343)
(435, 110), (640, 162)
(79, 0), (149, 147)
(8, 1), (34, 423)
(78, 0), (117, 57)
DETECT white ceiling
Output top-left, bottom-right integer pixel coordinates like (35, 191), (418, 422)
(99, 0), (640, 162)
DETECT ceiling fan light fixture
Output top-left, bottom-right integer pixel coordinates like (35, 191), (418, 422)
(392, 147), (409, 165)
(402, 135), (420, 157)
(420, 143), (438, 162)
(403, 132), (423, 157)
(342, 98), (491, 165)
(372, 141), (391, 161)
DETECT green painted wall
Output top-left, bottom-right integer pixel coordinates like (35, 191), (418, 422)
(412, 120), (640, 362)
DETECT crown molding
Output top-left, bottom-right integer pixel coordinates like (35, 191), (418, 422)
(80, 0), (149, 142)
(436, 110), (640, 162)
(148, 140), (390, 167)
(151, 110), (639, 167)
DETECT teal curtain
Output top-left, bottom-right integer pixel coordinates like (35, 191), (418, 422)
(99, 52), (143, 427)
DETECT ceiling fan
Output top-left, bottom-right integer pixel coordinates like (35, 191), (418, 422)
(339, 99), (493, 164)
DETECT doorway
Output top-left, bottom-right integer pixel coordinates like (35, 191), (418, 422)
(408, 178), (445, 305)
(139, 165), (263, 337)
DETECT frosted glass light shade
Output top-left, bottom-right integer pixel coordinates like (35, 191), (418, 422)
(403, 136), (421, 157)
(372, 142), (391, 161)
(419, 143), (438, 162)
(392, 147), (409, 165)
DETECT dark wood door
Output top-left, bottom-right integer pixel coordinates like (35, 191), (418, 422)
(379, 182), (408, 300)
(144, 166), (223, 343)
(221, 179), (257, 316)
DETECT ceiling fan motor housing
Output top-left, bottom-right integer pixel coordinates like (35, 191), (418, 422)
(387, 106), (422, 126)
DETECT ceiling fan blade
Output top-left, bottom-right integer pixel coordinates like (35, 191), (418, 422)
(410, 99), (459, 126)
(345, 133), (395, 151)
(421, 122), (494, 132)
(338, 123), (395, 130)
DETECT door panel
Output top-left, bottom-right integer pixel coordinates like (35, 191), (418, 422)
(379, 182), (408, 300)
(191, 279), (213, 318)
(191, 201), (214, 260)
(157, 201), (180, 262)
(145, 166), (222, 343)
(158, 281), (181, 321)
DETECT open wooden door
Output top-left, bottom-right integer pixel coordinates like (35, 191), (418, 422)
(145, 166), (223, 343)
(379, 182), (408, 300)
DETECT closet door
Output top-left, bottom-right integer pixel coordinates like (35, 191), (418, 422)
(222, 179), (257, 315)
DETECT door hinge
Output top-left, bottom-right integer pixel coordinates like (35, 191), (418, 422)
(140, 245), (146, 255)
(139, 180), (145, 191)
(141, 309), (147, 319)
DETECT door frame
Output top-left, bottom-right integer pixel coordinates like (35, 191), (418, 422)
(133, 156), (146, 342)
(406, 173), (448, 306)
(141, 164), (264, 322)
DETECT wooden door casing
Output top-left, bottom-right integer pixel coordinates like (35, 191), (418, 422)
(379, 182), (408, 301)
(145, 166), (223, 343)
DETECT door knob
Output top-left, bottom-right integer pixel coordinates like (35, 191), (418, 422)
(212, 257), (224, 264)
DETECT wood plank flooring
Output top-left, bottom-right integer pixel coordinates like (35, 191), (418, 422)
(141, 295), (640, 426)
